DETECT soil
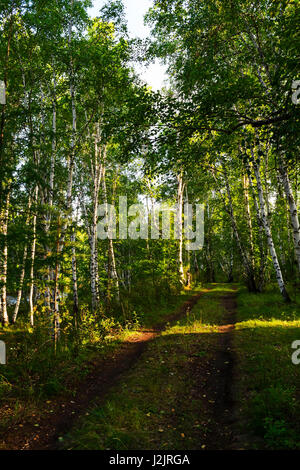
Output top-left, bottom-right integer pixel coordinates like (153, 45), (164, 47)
(203, 292), (239, 449)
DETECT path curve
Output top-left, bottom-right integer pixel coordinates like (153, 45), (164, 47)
(0, 292), (203, 451)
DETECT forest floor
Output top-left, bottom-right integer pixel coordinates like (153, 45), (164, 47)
(1, 283), (300, 450)
(0, 291), (202, 450)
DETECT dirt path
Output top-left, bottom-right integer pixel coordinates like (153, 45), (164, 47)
(203, 292), (239, 449)
(0, 293), (202, 450)
(60, 288), (241, 451)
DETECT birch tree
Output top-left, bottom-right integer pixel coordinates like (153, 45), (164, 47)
(252, 152), (290, 302)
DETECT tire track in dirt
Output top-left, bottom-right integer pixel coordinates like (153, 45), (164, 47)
(202, 291), (238, 450)
(0, 292), (203, 450)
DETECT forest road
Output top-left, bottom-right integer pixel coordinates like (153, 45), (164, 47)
(2, 292), (203, 450)
(203, 292), (240, 450)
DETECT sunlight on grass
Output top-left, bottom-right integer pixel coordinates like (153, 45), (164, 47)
(234, 284), (300, 449)
(22, 282), (299, 451)
(163, 284), (236, 335)
(236, 319), (300, 330)
(61, 284), (222, 450)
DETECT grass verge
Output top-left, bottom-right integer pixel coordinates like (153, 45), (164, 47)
(234, 284), (300, 449)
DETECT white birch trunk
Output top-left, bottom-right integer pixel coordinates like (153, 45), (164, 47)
(29, 185), (38, 327)
(176, 173), (185, 285)
(90, 125), (103, 312)
(71, 225), (79, 318)
(54, 10), (77, 333)
(245, 158), (266, 291)
(12, 196), (33, 323)
(243, 172), (255, 270)
(12, 244), (28, 323)
(278, 159), (300, 273)
(0, 190), (10, 325)
(45, 73), (57, 312)
(53, 218), (61, 344)
(253, 158), (290, 302)
(102, 162), (120, 302)
(214, 164), (257, 291)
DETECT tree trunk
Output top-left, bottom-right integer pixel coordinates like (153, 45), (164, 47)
(44, 70), (57, 313)
(253, 157), (290, 302)
(12, 240), (28, 323)
(214, 164), (257, 292)
(243, 171), (255, 271)
(53, 12), (77, 335)
(29, 186), (38, 327)
(71, 224), (79, 320)
(176, 172), (185, 285)
(278, 157), (300, 274)
(53, 218), (61, 346)
(102, 164), (120, 304)
(90, 125), (103, 312)
(245, 157), (266, 291)
(0, 189), (10, 325)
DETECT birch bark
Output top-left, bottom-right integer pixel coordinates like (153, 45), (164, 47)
(212, 164), (257, 291)
(245, 158), (266, 291)
(90, 124), (103, 312)
(102, 162), (120, 303)
(0, 189), (10, 325)
(176, 172), (185, 285)
(29, 185), (38, 327)
(278, 158), (300, 273)
(252, 157), (290, 302)
(12, 198), (32, 323)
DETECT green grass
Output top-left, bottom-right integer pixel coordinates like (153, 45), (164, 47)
(63, 282), (300, 451)
(61, 335), (215, 450)
(0, 288), (194, 441)
(3, 282), (299, 450)
(234, 285), (300, 449)
(62, 284), (228, 450)
(165, 283), (237, 335)
(129, 291), (191, 329)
